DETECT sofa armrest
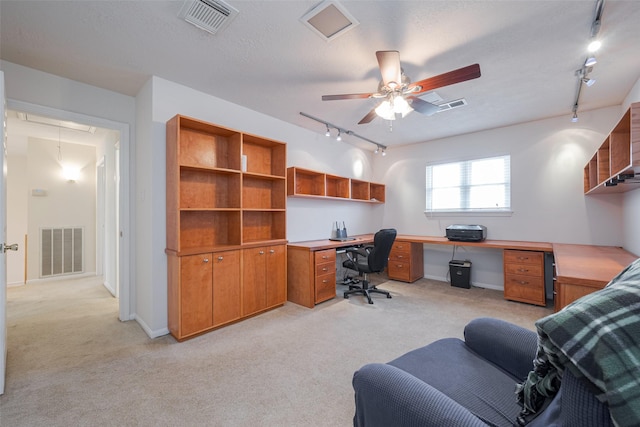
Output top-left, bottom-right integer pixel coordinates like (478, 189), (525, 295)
(352, 363), (487, 427)
(463, 317), (537, 381)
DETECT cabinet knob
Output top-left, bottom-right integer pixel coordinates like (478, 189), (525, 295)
(322, 267), (328, 272)
(322, 255), (328, 259)
(397, 255), (404, 259)
(259, 251), (265, 255)
(270, 249), (275, 254)
(203, 258), (209, 263)
(518, 268), (529, 273)
(518, 280), (529, 285)
(218, 256), (224, 261)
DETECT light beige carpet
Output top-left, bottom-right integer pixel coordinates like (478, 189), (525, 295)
(1, 275), (551, 426)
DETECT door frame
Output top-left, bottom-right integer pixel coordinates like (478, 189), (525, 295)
(7, 99), (132, 321)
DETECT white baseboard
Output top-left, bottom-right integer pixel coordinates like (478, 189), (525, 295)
(423, 274), (504, 291)
(133, 314), (170, 339)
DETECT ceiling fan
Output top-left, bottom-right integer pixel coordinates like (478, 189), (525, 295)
(322, 51), (481, 124)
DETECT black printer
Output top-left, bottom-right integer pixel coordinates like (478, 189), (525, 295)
(446, 224), (487, 242)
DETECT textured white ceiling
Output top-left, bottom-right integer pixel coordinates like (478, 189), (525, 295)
(1, 0), (639, 149)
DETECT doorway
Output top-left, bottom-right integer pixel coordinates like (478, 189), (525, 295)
(5, 100), (130, 321)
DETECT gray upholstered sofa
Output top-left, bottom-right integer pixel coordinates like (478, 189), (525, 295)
(352, 317), (612, 427)
(353, 258), (640, 426)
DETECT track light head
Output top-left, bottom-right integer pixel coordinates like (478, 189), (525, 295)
(336, 130), (342, 141)
(325, 125), (331, 137)
(381, 149), (386, 156)
(582, 77), (596, 87)
(571, 112), (578, 123)
(585, 56), (597, 67)
(588, 40), (602, 52)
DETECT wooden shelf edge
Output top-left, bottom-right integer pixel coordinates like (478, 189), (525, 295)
(287, 194), (384, 203)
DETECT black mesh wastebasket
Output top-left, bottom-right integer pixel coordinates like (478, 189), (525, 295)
(449, 260), (471, 289)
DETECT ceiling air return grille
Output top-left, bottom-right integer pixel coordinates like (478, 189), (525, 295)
(301, 1), (359, 42)
(437, 98), (468, 113)
(179, 0), (238, 35)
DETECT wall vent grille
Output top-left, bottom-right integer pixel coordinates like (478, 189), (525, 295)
(41, 227), (83, 278)
(179, 0), (239, 35)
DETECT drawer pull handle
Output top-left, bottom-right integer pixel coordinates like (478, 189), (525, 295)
(322, 279), (328, 283)
(397, 255), (404, 259)
(270, 250), (275, 254)
(322, 267), (328, 272)
(203, 258), (209, 263)
(259, 251), (265, 255)
(518, 257), (529, 261)
(518, 280), (529, 285)
(217, 256), (223, 261)
(322, 255), (328, 259)
(518, 268), (529, 273)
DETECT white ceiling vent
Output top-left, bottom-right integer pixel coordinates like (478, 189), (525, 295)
(301, 1), (359, 42)
(437, 98), (468, 113)
(179, 0), (239, 35)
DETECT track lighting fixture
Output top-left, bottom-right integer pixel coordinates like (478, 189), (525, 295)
(584, 56), (597, 67)
(381, 149), (386, 156)
(570, 0), (605, 122)
(299, 112), (387, 154)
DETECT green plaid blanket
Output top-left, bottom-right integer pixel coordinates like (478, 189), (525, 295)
(516, 257), (640, 427)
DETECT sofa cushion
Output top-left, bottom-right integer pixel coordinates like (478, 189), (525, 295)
(388, 338), (523, 427)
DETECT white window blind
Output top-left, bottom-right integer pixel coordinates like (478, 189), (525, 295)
(426, 155), (511, 213)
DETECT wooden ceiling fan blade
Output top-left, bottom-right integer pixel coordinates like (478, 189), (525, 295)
(322, 93), (373, 101)
(407, 64), (481, 95)
(376, 50), (402, 87)
(358, 108), (378, 124)
(408, 97), (440, 116)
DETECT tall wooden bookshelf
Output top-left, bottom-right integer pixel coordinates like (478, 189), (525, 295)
(166, 115), (287, 341)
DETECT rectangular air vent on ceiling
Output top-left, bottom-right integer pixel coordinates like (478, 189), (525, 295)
(179, 0), (238, 35)
(300, 1), (359, 42)
(437, 98), (468, 113)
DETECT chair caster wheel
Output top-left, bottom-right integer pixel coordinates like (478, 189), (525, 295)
(344, 295), (349, 299)
(368, 301), (373, 304)
(387, 295), (392, 299)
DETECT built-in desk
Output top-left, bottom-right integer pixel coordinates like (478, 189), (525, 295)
(287, 235), (638, 310)
(552, 244), (638, 311)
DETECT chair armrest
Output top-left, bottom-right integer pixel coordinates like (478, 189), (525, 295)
(345, 246), (370, 258)
(353, 363), (487, 427)
(463, 317), (537, 381)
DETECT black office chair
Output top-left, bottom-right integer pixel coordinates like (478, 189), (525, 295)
(342, 228), (397, 304)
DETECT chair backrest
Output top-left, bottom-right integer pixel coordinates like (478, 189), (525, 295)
(367, 229), (397, 273)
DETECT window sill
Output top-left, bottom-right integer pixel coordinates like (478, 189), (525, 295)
(424, 210), (513, 218)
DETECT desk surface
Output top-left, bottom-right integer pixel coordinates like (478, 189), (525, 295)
(288, 234), (553, 252)
(553, 243), (638, 288)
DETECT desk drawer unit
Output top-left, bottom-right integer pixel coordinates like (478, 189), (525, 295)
(387, 241), (424, 283)
(503, 250), (545, 306)
(314, 249), (336, 304)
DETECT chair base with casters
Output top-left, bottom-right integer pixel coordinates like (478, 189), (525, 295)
(341, 228), (397, 305)
(342, 272), (392, 304)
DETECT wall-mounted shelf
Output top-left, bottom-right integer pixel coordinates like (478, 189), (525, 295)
(584, 102), (640, 194)
(287, 167), (385, 203)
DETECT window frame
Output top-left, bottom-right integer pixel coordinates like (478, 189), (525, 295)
(425, 154), (512, 217)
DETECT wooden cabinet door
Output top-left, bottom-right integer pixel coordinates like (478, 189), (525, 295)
(242, 247), (267, 316)
(180, 253), (213, 337)
(213, 250), (241, 326)
(265, 244), (286, 307)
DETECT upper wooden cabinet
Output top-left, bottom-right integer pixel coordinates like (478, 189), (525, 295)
(584, 102), (640, 194)
(287, 166), (385, 203)
(166, 115), (287, 254)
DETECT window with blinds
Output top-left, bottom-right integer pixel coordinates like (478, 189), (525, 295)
(425, 155), (511, 214)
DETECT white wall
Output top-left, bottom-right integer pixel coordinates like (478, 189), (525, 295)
(26, 138), (96, 279)
(375, 105), (627, 288)
(621, 77), (640, 256)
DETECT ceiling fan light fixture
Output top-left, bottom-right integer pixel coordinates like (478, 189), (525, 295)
(375, 100), (395, 121)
